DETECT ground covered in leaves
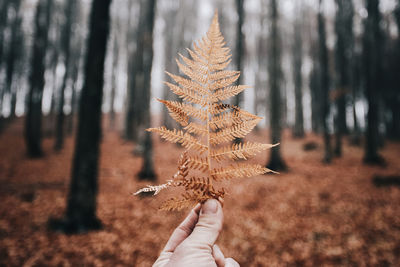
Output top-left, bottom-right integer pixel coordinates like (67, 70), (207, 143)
(1, 119), (400, 266)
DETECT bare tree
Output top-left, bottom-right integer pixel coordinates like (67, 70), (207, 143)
(333, 0), (353, 156)
(25, 0), (52, 157)
(318, 0), (332, 163)
(292, 5), (304, 138)
(54, 0), (77, 151)
(363, 0), (384, 164)
(49, 0), (112, 233)
(266, 0), (287, 171)
(137, 0), (157, 180)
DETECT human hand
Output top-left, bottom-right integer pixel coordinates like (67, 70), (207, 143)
(153, 199), (240, 267)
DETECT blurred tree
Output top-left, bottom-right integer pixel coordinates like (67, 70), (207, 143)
(233, 0), (245, 144)
(234, 0), (244, 108)
(109, 26), (119, 130)
(266, 0), (287, 171)
(125, 0), (141, 141)
(292, 5), (304, 138)
(362, 0), (384, 164)
(54, 0), (77, 151)
(50, 0), (112, 233)
(318, 0), (332, 163)
(0, 0), (10, 71)
(349, 49), (362, 145)
(5, 0), (23, 118)
(25, 0), (52, 157)
(333, 0), (354, 156)
(162, 0), (179, 130)
(137, 0), (157, 180)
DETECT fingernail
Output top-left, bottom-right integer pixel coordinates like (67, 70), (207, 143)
(202, 199), (218, 214)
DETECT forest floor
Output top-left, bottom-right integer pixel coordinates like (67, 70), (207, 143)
(0, 119), (400, 266)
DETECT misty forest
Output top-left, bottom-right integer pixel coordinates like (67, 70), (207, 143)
(0, 0), (400, 265)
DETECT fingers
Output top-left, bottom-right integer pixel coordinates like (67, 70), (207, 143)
(225, 258), (240, 267)
(213, 244), (225, 267)
(162, 204), (201, 253)
(183, 199), (223, 249)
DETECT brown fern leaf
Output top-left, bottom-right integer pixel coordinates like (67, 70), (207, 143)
(135, 12), (278, 210)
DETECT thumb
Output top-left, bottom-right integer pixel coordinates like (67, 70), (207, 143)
(183, 199), (223, 249)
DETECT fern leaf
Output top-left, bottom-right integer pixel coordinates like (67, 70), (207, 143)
(210, 85), (250, 102)
(166, 71), (209, 96)
(148, 127), (207, 153)
(135, 12), (279, 211)
(212, 142), (278, 161)
(209, 74), (240, 91)
(164, 82), (207, 107)
(158, 99), (207, 124)
(184, 122), (208, 136)
(210, 118), (261, 145)
(187, 156), (209, 172)
(211, 164), (276, 180)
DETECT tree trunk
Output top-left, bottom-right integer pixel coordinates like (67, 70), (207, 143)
(137, 0), (157, 180)
(234, 0), (245, 108)
(49, 0), (112, 233)
(292, 12), (304, 138)
(266, 0), (287, 172)
(5, 0), (22, 118)
(25, 0), (52, 158)
(54, 0), (76, 151)
(333, 0), (353, 156)
(363, 0), (384, 164)
(109, 32), (119, 130)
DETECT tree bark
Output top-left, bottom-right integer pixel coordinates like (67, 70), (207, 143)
(333, 0), (353, 156)
(25, 0), (52, 157)
(318, 0), (332, 163)
(5, 0), (22, 118)
(54, 0), (76, 151)
(363, 0), (384, 164)
(137, 0), (157, 180)
(266, 0), (287, 172)
(49, 0), (112, 233)
(292, 12), (304, 138)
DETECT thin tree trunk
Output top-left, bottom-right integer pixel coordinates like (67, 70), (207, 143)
(266, 0), (287, 171)
(55, 0), (76, 151)
(318, 0), (332, 163)
(138, 0), (157, 180)
(293, 12), (304, 138)
(25, 0), (52, 157)
(234, 0), (245, 108)
(49, 0), (112, 233)
(109, 33), (119, 130)
(5, 0), (22, 118)
(363, 0), (384, 164)
(333, 0), (353, 156)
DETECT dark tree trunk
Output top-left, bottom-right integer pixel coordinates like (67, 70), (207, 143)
(124, 1), (139, 141)
(266, 0), (287, 172)
(137, 0), (157, 180)
(233, 0), (245, 144)
(49, 0), (112, 233)
(363, 0), (384, 164)
(292, 12), (304, 138)
(350, 52), (362, 145)
(109, 32), (119, 130)
(25, 0), (52, 158)
(162, 1), (179, 130)
(54, 0), (76, 151)
(333, 0), (353, 156)
(5, 0), (22, 118)
(234, 0), (245, 108)
(0, 0), (10, 69)
(318, 0), (332, 163)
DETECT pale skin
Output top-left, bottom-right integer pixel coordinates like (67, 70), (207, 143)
(153, 199), (240, 267)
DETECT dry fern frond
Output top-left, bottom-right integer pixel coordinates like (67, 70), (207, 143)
(135, 12), (278, 211)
